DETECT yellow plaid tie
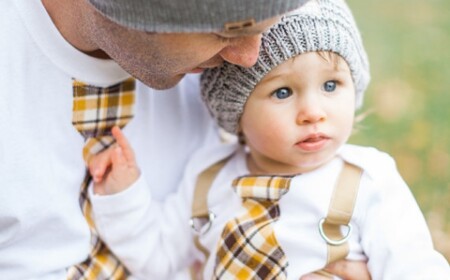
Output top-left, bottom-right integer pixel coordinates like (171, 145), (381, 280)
(67, 78), (135, 280)
(214, 175), (293, 280)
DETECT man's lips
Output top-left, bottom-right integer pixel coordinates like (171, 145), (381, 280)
(188, 58), (225, 74)
(188, 65), (221, 74)
(296, 133), (330, 152)
(188, 68), (205, 74)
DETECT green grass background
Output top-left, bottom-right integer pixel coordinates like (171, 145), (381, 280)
(347, 0), (450, 260)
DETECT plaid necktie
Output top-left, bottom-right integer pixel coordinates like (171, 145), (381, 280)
(214, 175), (293, 280)
(67, 78), (135, 279)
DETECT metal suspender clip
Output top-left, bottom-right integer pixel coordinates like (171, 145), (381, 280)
(318, 218), (353, 246)
(190, 212), (216, 235)
(190, 156), (231, 236)
(317, 162), (362, 247)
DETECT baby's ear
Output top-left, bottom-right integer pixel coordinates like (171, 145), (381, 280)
(235, 123), (246, 145)
(237, 131), (246, 145)
(236, 122), (243, 134)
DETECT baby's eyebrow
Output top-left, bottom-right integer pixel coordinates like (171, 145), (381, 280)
(259, 73), (284, 84)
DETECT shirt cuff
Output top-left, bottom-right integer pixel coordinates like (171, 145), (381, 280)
(88, 174), (151, 216)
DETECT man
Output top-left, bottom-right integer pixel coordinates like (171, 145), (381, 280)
(0, 0), (369, 279)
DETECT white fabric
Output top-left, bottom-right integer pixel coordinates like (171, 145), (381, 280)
(91, 144), (450, 280)
(0, 1), (215, 279)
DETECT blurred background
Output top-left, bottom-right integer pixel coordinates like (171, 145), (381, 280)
(347, 0), (449, 260)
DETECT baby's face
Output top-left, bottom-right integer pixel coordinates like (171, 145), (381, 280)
(240, 52), (356, 174)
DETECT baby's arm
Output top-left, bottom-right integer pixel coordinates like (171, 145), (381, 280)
(357, 153), (450, 279)
(89, 126), (140, 195)
(88, 126), (196, 278)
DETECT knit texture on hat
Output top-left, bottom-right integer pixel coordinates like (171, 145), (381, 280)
(201, 0), (370, 134)
(87, 0), (308, 32)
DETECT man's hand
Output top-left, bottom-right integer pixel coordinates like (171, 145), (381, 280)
(300, 260), (371, 280)
(88, 126), (140, 195)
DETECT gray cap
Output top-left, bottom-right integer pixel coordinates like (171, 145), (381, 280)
(87, 0), (309, 32)
(201, 0), (370, 134)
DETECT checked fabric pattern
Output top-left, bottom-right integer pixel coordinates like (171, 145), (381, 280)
(214, 175), (294, 280)
(67, 78), (135, 280)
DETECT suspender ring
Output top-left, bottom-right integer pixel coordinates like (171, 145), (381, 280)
(189, 211), (216, 235)
(318, 218), (352, 246)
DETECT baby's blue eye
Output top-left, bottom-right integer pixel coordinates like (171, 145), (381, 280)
(323, 81), (337, 92)
(272, 88), (292, 99)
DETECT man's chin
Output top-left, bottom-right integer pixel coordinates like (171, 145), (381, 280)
(140, 74), (185, 90)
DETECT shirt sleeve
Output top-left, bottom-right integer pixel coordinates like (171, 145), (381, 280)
(88, 173), (197, 279)
(87, 128), (238, 279)
(354, 153), (450, 280)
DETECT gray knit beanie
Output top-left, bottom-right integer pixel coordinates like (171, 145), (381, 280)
(201, 0), (370, 134)
(87, 0), (309, 32)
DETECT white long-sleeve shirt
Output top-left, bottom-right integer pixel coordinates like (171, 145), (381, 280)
(0, 1), (215, 279)
(90, 144), (450, 280)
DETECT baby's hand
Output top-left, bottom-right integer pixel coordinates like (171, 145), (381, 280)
(89, 126), (140, 195)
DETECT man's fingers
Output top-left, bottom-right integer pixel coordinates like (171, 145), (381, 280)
(324, 260), (371, 280)
(111, 126), (136, 164)
(299, 260), (371, 280)
(299, 272), (330, 280)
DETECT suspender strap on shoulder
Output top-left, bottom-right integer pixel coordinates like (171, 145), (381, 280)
(190, 156), (231, 279)
(191, 158), (229, 219)
(322, 162), (362, 263)
(315, 161), (363, 278)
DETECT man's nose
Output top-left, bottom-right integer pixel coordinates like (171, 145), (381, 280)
(219, 35), (262, 68)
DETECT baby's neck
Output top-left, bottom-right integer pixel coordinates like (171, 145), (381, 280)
(245, 154), (300, 176)
(245, 152), (335, 176)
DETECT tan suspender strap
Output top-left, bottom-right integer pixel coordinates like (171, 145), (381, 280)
(323, 162), (363, 263)
(190, 156), (231, 279)
(192, 158), (229, 218)
(315, 162), (363, 278)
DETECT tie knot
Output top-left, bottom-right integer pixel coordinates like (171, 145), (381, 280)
(232, 175), (293, 201)
(72, 78), (136, 164)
